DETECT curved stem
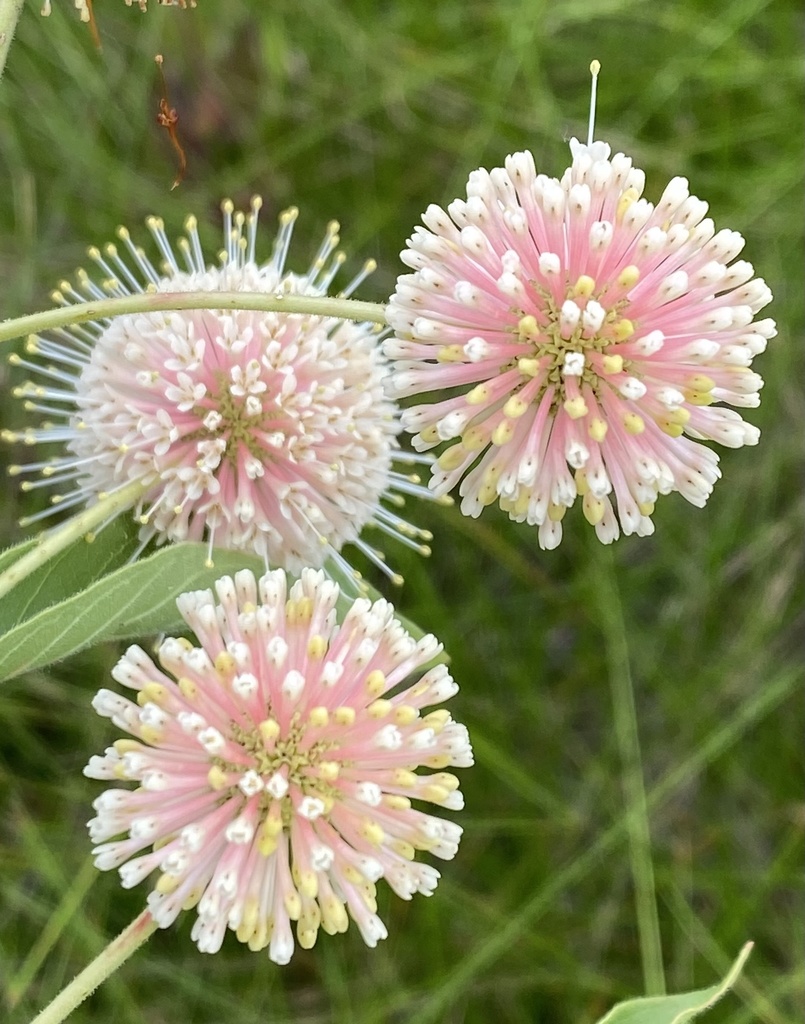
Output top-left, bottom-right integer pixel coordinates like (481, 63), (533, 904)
(0, 292), (388, 344)
(0, 479), (147, 601)
(593, 544), (666, 996)
(0, 0), (25, 80)
(28, 909), (158, 1024)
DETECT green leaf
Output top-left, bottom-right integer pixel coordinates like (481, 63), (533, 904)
(0, 517), (140, 634)
(595, 943), (753, 1024)
(0, 536), (37, 576)
(0, 543), (265, 683)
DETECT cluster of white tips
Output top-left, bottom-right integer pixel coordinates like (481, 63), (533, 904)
(84, 568), (472, 963)
(5, 199), (436, 583)
(384, 68), (774, 548)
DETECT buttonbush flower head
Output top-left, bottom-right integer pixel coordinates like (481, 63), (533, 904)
(84, 568), (472, 963)
(385, 132), (774, 548)
(6, 199), (433, 581)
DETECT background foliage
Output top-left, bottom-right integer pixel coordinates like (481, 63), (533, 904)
(0, 0), (802, 1021)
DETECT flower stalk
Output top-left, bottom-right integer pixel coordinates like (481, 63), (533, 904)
(593, 544), (666, 995)
(0, 292), (388, 346)
(0, 479), (148, 601)
(28, 909), (158, 1024)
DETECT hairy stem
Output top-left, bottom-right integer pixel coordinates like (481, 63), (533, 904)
(28, 909), (158, 1024)
(0, 292), (388, 344)
(0, 480), (147, 601)
(0, 0), (25, 79)
(594, 545), (666, 996)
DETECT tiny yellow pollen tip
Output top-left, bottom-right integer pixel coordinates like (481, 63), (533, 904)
(590, 59), (601, 76)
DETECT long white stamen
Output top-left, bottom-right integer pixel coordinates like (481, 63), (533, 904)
(587, 59), (601, 148)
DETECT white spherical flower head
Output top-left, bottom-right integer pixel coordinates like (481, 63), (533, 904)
(7, 199), (434, 580)
(84, 568), (472, 962)
(385, 139), (775, 549)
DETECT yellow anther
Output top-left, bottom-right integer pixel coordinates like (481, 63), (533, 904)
(156, 873), (180, 895)
(623, 412), (645, 434)
(298, 928), (318, 950)
(517, 356), (540, 377)
(182, 886), (204, 911)
(466, 382), (491, 405)
(422, 708), (451, 731)
(320, 895), (348, 935)
(478, 479), (499, 506)
(392, 839), (416, 860)
(113, 762), (129, 780)
(503, 394), (529, 419)
(259, 718), (281, 743)
(384, 794), (412, 811)
(582, 491), (606, 525)
(437, 445), (467, 470)
(214, 651), (236, 676)
(601, 354), (624, 375)
(611, 318), (635, 341)
(686, 373), (716, 392)
(657, 420), (684, 437)
(509, 489), (530, 516)
(137, 682), (168, 706)
(617, 265), (640, 289)
(296, 868), (318, 899)
(437, 344), (464, 362)
(563, 396), (589, 420)
(285, 595), (313, 625)
(421, 783), (450, 803)
(308, 706), (329, 728)
(547, 503), (567, 522)
(419, 425), (440, 444)
(139, 726), (163, 745)
(207, 765), (229, 790)
(491, 419), (514, 446)
(365, 670), (386, 697)
(284, 891), (302, 921)
(462, 426), (488, 451)
(518, 314), (540, 339)
(317, 761), (340, 781)
(664, 407), (691, 426)
(616, 186), (640, 222)
(393, 769), (418, 788)
(360, 820), (385, 846)
(573, 275), (596, 298)
(431, 772), (460, 791)
(393, 704), (418, 726)
(638, 501), (655, 516)
(367, 698), (392, 719)
(575, 470), (589, 496)
(113, 738), (141, 754)
(178, 677), (198, 700)
(684, 390), (715, 406)
(334, 706), (356, 726)
(425, 754), (452, 769)
(307, 634), (328, 659)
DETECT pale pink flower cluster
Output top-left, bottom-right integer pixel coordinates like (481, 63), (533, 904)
(84, 568), (472, 963)
(7, 200), (433, 579)
(386, 139), (774, 548)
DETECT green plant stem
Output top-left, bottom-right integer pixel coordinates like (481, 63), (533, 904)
(0, 292), (388, 344)
(594, 545), (666, 996)
(28, 909), (158, 1024)
(0, 0), (25, 80)
(0, 479), (147, 601)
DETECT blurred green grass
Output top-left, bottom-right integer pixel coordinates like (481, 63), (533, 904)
(0, 0), (802, 1021)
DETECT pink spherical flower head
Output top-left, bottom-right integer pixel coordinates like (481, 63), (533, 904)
(385, 139), (775, 548)
(84, 568), (472, 963)
(6, 200), (433, 582)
